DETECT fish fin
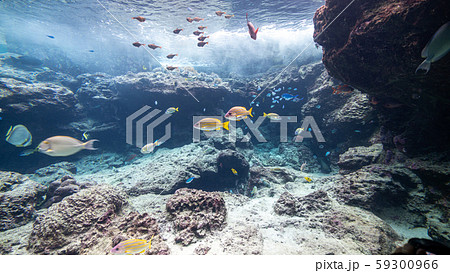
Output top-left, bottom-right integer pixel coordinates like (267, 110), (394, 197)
(263, 112), (267, 117)
(5, 126), (12, 137)
(175, 107), (179, 111)
(255, 28), (259, 35)
(248, 107), (253, 117)
(415, 59), (431, 74)
(223, 121), (229, 131)
(83, 139), (99, 150)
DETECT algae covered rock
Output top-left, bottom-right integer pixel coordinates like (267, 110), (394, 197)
(166, 188), (227, 246)
(0, 171), (46, 231)
(28, 185), (126, 254)
(338, 144), (383, 174)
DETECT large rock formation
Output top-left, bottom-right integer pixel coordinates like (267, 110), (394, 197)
(313, 0), (450, 153)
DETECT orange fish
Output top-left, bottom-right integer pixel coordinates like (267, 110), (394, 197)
(147, 44), (162, 50)
(198, 26), (207, 30)
(216, 11), (226, 16)
(332, 84), (354, 95)
(225, 106), (253, 121)
(225, 14), (234, 19)
(246, 13), (259, 40)
(132, 16), (146, 22)
(166, 54), (178, 59)
(193, 17), (204, 22)
(198, 35), (209, 41)
(197, 41), (208, 47)
(193, 30), (204, 36)
(186, 17), (194, 23)
(132, 42), (145, 47)
(173, 28), (183, 34)
(166, 66), (178, 71)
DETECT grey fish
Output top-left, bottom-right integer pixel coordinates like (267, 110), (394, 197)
(5, 125), (32, 147)
(416, 22), (450, 74)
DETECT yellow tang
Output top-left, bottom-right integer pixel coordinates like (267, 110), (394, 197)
(304, 177), (312, 182)
(231, 168), (238, 175)
(110, 235), (154, 255)
(193, 118), (229, 131)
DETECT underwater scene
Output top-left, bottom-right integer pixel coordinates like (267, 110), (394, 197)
(0, 0), (449, 256)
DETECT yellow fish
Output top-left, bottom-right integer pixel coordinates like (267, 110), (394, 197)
(38, 136), (98, 157)
(231, 168), (238, 175)
(110, 235), (154, 255)
(165, 107), (179, 114)
(263, 112), (281, 121)
(304, 177), (312, 182)
(82, 131), (90, 141)
(141, 140), (162, 154)
(193, 118), (229, 131)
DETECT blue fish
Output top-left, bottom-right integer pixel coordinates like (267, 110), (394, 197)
(47, 35), (55, 39)
(276, 88), (281, 92)
(275, 96), (280, 99)
(308, 128), (312, 132)
(282, 105), (285, 109)
(186, 177), (195, 184)
(354, 130), (361, 133)
(0, 117), (2, 120)
(288, 87), (292, 90)
(315, 105), (321, 109)
(252, 95), (256, 97)
(282, 93), (298, 100)
(270, 105), (275, 108)
(331, 129), (337, 134)
(257, 87), (261, 91)
(155, 101), (158, 105)
(294, 88), (298, 91)
(319, 144), (324, 149)
(88, 50), (95, 53)
(266, 93), (271, 97)
(325, 151), (330, 156)
(272, 92), (276, 96)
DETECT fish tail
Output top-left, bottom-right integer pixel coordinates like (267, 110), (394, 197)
(175, 107), (179, 111)
(248, 107), (253, 117)
(263, 112), (267, 117)
(223, 121), (229, 131)
(83, 139), (99, 150)
(415, 59), (431, 74)
(255, 28), (259, 34)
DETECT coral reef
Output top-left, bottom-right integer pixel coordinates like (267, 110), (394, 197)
(41, 175), (95, 208)
(28, 161), (77, 186)
(337, 143), (384, 174)
(0, 172), (46, 231)
(166, 188), (227, 246)
(28, 185), (126, 254)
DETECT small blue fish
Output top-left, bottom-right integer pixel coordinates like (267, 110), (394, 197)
(0, 117), (2, 120)
(315, 105), (321, 109)
(319, 144), (324, 149)
(325, 151), (330, 156)
(88, 50), (95, 52)
(47, 35), (55, 39)
(282, 93), (298, 100)
(270, 105), (275, 108)
(252, 95), (256, 97)
(186, 177), (195, 184)
(272, 92), (276, 96)
(294, 88), (298, 91)
(187, 7), (193, 11)
(256, 103), (260, 107)
(288, 87), (292, 90)
(155, 101), (158, 105)
(282, 87), (285, 90)
(331, 129), (337, 134)
(257, 86), (261, 91)
(354, 130), (361, 133)
(313, 155), (317, 159)
(266, 93), (271, 97)
(308, 128), (312, 132)
(20, 148), (36, 157)
(282, 105), (285, 109)
(203, 108), (206, 112)
(276, 88), (281, 92)
(275, 96), (280, 99)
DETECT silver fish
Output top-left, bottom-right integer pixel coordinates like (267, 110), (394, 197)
(416, 22), (450, 74)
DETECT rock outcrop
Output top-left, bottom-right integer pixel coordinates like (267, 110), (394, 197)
(166, 188), (227, 246)
(0, 172), (46, 231)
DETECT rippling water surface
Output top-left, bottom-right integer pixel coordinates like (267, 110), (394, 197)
(0, 0), (325, 75)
